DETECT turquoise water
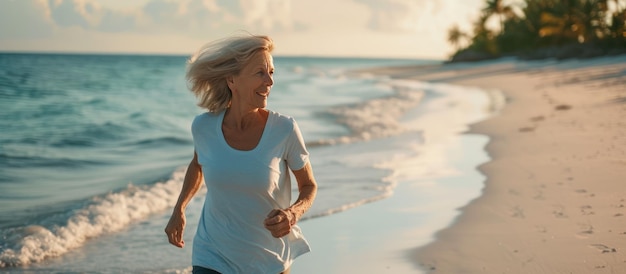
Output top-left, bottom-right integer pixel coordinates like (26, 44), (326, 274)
(0, 53), (496, 273)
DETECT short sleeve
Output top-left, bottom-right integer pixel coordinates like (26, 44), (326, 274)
(285, 118), (309, 171)
(190, 113), (206, 151)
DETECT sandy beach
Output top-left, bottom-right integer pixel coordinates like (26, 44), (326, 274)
(376, 55), (626, 273)
(294, 55), (626, 273)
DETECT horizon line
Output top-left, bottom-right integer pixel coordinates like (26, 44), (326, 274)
(0, 50), (443, 61)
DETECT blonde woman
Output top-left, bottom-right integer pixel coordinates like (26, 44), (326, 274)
(165, 35), (317, 274)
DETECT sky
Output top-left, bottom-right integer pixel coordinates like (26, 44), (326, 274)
(0, 0), (487, 60)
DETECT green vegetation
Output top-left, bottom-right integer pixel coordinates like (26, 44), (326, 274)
(448, 0), (626, 62)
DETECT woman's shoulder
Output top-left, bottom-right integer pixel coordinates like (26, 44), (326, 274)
(192, 111), (222, 128)
(267, 109), (297, 129)
(194, 111), (222, 120)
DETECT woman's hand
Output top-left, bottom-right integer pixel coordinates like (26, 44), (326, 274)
(165, 153), (202, 248)
(263, 209), (296, 238)
(165, 211), (186, 248)
(264, 162), (317, 238)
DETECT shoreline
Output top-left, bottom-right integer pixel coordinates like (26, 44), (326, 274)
(382, 55), (626, 273)
(294, 54), (626, 273)
(293, 129), (492, 274)
(292, 63), (503, 273)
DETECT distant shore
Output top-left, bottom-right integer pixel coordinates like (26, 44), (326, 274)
(448, 43), (626, 63)
(370, 55), (626, 273)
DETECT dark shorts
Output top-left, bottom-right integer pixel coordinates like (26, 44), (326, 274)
(192, 266), (221, 274)
(192, 265), (290, 274)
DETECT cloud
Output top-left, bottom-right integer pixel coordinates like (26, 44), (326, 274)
(0, 0), (480, 58)
(0, 0), (54, 38)
(48, 0), (93, 28)
(190, 0), (302, 32)
(239, 0), (294, 31)
(141, 0), (216, 33)
(98, 8), (137, 32)
(0, 0), (305, 53)
(40, 0), (300, 35)
(42, 0), (137, 32)
(355, 0), (483, 33)
(290, 0), (369, 32)
(355, 0), (421, 32)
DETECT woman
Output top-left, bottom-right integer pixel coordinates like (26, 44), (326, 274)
(164, 35), (317, 274)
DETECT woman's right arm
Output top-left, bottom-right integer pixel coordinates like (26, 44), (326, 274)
(164, 151), (203, 248)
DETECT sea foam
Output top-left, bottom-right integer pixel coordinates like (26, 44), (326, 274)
(0, 167), (198, 267)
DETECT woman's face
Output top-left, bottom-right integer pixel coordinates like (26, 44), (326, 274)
(228, 50), (274, 110)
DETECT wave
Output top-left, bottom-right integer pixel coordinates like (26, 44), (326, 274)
(301, 181), (397, 221)
(126, 136), (192, 147)
(0, 160), (388, 267)
(0, 153), (104, 169)
(307, 80), (425, 147)
(0, 167), (193, 267)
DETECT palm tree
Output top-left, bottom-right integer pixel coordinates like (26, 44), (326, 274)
(448, 24), (468, 50)
(482, 0), (515, 33)
(608, 4), (626, 41)
(471, 13), (500, 54)
(608, 0), (626, 41)
(448, 0), (626, 61)
(538, 0), (610, 43)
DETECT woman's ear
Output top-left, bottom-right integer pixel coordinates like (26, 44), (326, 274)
(226, 75), (235, 91)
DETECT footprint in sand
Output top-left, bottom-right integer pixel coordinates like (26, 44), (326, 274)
(589, 244), (617, 254)
(612, 201), (624, 217)
(519, 126), (535, 132)
(510, 205), (525, 218)
(555, 104), (572, 111)
(552, 205), (568, 218)
(530, 115), (545, 122)
(575, 189), (596, 198)
(580, 205), (594, 215)
(578, 223), (593, 235)
(609, 97), (626, 104)
(519, 116), (546, 133)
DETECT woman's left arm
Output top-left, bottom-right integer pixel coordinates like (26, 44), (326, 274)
(264, 162), (317, 238)
(287, 162), (317, 222)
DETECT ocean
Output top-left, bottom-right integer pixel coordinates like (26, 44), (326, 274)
(0, 53), (500, 273)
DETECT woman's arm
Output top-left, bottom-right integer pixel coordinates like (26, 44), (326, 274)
(165, 151), (203, 248)
(287, 162), (317, 223)
(264, 162), (317, 238)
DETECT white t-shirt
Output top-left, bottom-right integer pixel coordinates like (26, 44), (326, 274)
(191, 109), (311, 274)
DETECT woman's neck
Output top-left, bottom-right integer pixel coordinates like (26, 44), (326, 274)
(223, 106), (267, 130)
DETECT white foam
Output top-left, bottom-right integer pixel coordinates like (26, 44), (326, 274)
(302, 77), (504, 222)
(312, 81), (425, 145)
(0, 167), (200, 267)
